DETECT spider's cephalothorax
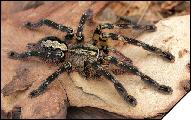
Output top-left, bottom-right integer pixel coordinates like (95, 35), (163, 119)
(7, 9), (175, 107)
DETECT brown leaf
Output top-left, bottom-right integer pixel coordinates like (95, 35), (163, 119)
(2, 65), (31, 96)
(1, 1), (190, 119)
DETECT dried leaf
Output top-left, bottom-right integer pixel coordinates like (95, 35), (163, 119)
(1, 1), (190, 119)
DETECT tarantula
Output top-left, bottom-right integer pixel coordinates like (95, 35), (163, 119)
(8, 9), (175, 107)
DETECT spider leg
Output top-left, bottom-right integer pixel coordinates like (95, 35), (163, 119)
(104, 56), (173, 94)
(8, 50), (40, 60)
(76, 9), (93, 42)
(116, 16), (157, 32)
(92, 22), (156, 46)
(9, 36), (67, 63)
(102, 33), (175, 62)
(88, 59), (137, 107)
(24, 19), (74, 42)
(29, 62), (72, 98)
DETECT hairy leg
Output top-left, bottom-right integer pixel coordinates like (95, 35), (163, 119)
(8, 50), (41, 60)
(92, 22), (156, 46)
(102, 33), (175, 62)
(8, 36), (66, 61)
(29, 62), (72, 98)
(76, 9), (93, 42)
(104, 56), (173, 94)
(24, 19), (74, 42)
(88, 59), (137, 107)
(116, 16), (157, 32)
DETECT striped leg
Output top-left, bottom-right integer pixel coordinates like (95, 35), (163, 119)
(76, 9), (93, 42)
(29, 62), (72, 98)
(92, 22), (157, 46)
(116, 16), (157, 32)
(24, 19), (74, 42)
(104, 56), (173, 94)
(101, 33), (175, 62)
(8, 36), (65, 61)
(8, 51), (40, 60)
(88, 59), (137, 107)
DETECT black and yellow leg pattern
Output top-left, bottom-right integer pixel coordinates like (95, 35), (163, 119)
(92, 22), (157, 54)
(88, 59), (137, 107)
(24, 19), (74, 42)
(8, 50), (41, 60)
(29, 62), (72, 98)
(76, 9), (93, 42)
(102, 33), (175, 62)
(104, 56), (173, 94)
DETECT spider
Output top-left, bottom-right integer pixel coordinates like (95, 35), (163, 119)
(7, 9), (175, 107)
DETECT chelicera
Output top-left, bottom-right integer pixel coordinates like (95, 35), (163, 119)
(7, 9), (175, 107)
